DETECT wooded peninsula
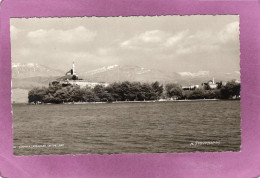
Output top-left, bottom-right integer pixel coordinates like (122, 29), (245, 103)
(28, 80), (240, 104)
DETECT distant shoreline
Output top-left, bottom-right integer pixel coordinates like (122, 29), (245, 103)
(12, 98), (241, 105)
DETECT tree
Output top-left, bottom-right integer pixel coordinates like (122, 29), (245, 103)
(53, 87), (71, 103)
(129, 82), (142, 101)
(107, 82), (122, 101)
(82, 88), (99, 102)
(140, 83), (154, 100)
(220, 80), (240, 99)
(204, 90), (217, 99)
(216, 81), (223, 89)
(151, 81), (164, 100)
(120, 81), (131, 101)
(170, 87), (183, 99)
(28, 87), (48, 104)
(94, 85), (113, 102)
(203, 83), (211, 90)
(188, 88), (205, 99)
(28, 79), (241, 104)
(43, 93), (55, 103)
(165, 83), (183, 99)
(69, 86), (84, 102)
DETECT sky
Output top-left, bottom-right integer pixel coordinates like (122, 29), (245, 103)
(10, 15), (240, 75)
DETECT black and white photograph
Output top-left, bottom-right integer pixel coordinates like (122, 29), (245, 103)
(11, 15), (241, 156)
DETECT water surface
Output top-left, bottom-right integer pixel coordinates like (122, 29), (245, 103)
(13, 100), (241, 155)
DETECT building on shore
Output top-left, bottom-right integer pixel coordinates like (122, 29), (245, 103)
(50, 62), (109, 88)
(182, 85), (200, 90)
(201, 77), (218, 89)
(208, 77), (217, 89)
(183, 78), (220, 90)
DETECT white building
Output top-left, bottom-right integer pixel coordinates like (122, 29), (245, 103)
(208, 77), (217, 89)
(52, 62), (109, 88)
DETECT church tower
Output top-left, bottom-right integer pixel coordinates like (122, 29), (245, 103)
(72, 61), (75, 75)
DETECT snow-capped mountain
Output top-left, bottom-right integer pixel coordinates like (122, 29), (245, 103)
(12, 63), (63, 102)
(12, 63), (240, 85)
(11, 63), (240, 103)
(178, 71), (210, 78)
(85, 65), (119, 75)
(12, 63), (63, 78)
(81, 65), (240, 84)
(12, 63), (240, 91)
(80, 65), (175, 83)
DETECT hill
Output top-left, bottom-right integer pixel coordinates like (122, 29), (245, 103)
(11, 63), (240, 103)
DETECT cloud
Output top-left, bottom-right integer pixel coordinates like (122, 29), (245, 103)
(11, 17), (239, 74)
(219, 21), (239, 43)
(120, 30), (171, 49)
(172, 21), (239, 56)
(139, 30), (164, 42)
(164, 30), (189, 47)
(119, 21), (239, 56)
(97, 48), (113, 56)
(27, 26), (96, 45)
(10, 25), (20, 40)
(19, 48), (31, 57)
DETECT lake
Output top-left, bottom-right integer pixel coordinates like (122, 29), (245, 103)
(12, 100), (241, 155)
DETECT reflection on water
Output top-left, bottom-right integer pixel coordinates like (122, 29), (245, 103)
(12, 100), (241, 155)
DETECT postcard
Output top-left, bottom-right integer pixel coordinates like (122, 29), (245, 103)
(1, 0), (260, 177)
(11, 15), (241, 156)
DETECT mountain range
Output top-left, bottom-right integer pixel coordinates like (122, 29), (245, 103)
(11, 63), (240, 103)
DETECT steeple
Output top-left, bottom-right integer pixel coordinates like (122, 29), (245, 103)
(73, 61), (75, 75)
(213, 77), (215, 84)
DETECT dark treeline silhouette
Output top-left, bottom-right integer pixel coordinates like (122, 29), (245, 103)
(165, 80), (240, 100)
(29, 81), (163, 104)
(28, 80), (240, 104)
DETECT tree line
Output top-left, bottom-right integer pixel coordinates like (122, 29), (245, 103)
(165, 81), (240, 100)
(28, 80), (240, 104)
